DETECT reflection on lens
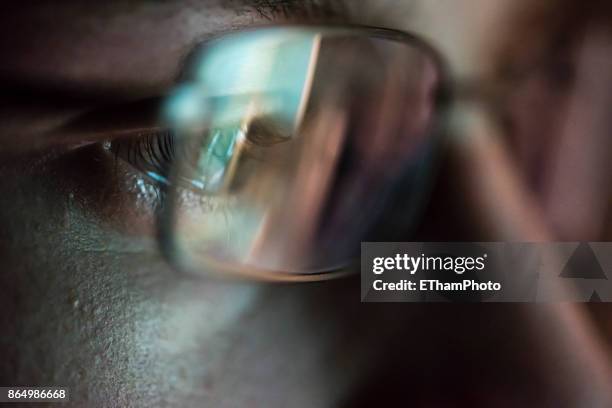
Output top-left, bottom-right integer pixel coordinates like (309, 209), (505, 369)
(160, 27), (447, 279)
(190, 127), (241, 192)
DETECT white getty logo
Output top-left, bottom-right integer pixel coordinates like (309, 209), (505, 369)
(372, 253), (488, 275)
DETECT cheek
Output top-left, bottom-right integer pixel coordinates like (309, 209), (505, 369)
(0, 151), (158, 395)
(44, 144), (160, 237)
(0, 154), (258, 403)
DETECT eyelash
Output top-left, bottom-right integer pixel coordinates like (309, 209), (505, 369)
(111, 123), (280, 192)
(109, 130), (176, 186)
(247, 0), (344, 20)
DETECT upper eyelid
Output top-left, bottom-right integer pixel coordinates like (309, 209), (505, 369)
(47, 97), (167, 147)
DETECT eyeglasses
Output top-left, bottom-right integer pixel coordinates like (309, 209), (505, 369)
(156, 25), (451, 281)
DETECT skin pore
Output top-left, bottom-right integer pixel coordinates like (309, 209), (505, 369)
(1, 0), (612, 406)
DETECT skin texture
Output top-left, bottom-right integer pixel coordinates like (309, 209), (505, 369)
(1, 1), (612, 407)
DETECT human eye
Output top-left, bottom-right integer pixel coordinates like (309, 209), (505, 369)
(104, 26), (450, 280)
(109, 130), (176, 189)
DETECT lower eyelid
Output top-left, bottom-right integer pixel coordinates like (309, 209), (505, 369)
(43, 143), (162, 237)
(104, 134), (224, 216)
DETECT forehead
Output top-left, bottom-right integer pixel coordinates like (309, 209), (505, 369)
(0, 0), (521, 98)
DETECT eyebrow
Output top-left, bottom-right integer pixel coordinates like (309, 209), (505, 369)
(231, 0), (346, 20)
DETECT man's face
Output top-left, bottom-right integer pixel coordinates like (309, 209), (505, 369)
(2, 1), (611, 407)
